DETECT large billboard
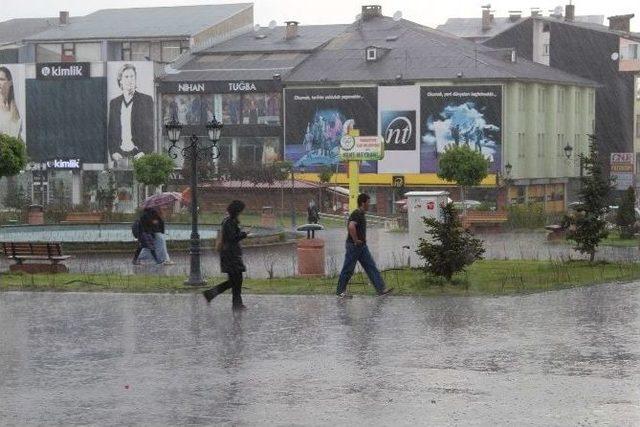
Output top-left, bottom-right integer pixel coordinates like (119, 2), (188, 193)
(377, 86), (420, 173)
(284, 87), (378, 172)
(0, 64), (25, 141)
(107, 61), (155, 169)
(420, 86), (502, 173)
(26, 77), (107, 163)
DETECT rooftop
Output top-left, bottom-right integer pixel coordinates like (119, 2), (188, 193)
(0, 17), (78, 46)
(23, 3), (252, 41)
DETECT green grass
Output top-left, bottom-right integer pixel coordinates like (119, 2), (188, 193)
(2, 260), (639, 296)
(559, 230), (639, 248)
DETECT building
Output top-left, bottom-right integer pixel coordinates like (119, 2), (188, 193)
(280, 5), (596, 213)
(437, 5), (604, 43)
(0, 4), (253, 210)
(481, 5), (640, 190)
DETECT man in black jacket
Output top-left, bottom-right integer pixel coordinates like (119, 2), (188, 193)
(108, 63), (154, 167)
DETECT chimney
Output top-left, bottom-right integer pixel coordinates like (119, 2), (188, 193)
(284, 21), (299, 40)
(565, 4), (575, 22)
(482, 5), (492, 31)
(608, 14), (634, 32)
(508, 10), (522, 22)
(59, 11), (69, 25)
(361, 5), (382, 21)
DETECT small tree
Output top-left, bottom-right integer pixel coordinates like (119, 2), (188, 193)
(616, 186), (636, 239)
(417, 203), (485, 282)
(96, 172), (116, 216)
(4, 178), (30, 210)
(0, 134), (27, 179)
(437, 145), (489, 212)
(564, 135), (613, 262)
(133, 153), (175, 188)
(318, 165), (334, 212)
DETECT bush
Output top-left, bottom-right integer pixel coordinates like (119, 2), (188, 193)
(616, 187), (636, 239)
(417, 203), (485, 281)
(506, 203), (547, 229)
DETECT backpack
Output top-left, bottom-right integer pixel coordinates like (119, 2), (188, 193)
(131, 219), (141, 239)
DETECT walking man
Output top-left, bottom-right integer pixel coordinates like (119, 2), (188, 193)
(336, 193), (393, 298)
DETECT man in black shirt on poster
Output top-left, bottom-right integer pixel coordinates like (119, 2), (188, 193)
(336, 193), (393, 298)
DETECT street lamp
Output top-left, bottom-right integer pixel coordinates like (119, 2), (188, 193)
(564, 144), (573, 160)
(503, 163), (513, 207)
(166, 116), (223, 286)
(564, 144), (584, 178)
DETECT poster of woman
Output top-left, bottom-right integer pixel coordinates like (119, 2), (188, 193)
(0, 64), (25, 141)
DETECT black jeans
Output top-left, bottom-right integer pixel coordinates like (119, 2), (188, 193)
(212, 270), (244, 306)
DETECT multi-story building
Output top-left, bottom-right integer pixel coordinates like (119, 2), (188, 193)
(479, 5), (640, 190)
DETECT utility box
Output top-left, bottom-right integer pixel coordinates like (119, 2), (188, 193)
(405, 191), (449, 260)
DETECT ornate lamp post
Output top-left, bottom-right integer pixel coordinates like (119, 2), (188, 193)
(503, 163), (513, 207)
(165, 116), (223, 286)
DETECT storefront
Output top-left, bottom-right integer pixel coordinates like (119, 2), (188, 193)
(158, 80), (283, 174)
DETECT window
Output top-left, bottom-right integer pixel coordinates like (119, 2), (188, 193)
(542, 23), (550, 32)
(518, 132), (526, 158)
(518, 86), (526, 111)
(366, 47), (377, 61)
(575, 91), (582, 114)
(537, 133), (545, 158)
(121, 42), (131, 60)
(625, 44), (639, 60)
(131, 42), (150, 61)
(36, 43), (62, 62)
(62, 43), (75, 61)
(75, 43), (102, 61)
(557, 87), (565, 113)
(543, 44), (550, 56)
(161, 40), (190, 62)
(538, 88), (547, 112)
(556, 134), (565, 158)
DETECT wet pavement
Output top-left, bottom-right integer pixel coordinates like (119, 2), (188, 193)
(1, 282), (639, 425)
(1, 228), (637, 279)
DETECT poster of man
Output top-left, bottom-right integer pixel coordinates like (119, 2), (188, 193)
(107, 62), (154, 168)
(284, 87), (377, 172)
(420, 86), (502, 173)
(0, 64), (25, 141)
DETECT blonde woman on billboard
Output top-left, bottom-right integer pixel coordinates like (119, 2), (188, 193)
(0, 66), (22, 139)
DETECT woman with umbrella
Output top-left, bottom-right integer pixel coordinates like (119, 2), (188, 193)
(203, 200), (248, 311)
(135, 192), (181, 265)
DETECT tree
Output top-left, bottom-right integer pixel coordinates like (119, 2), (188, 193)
(3, 178), (30, 210)
(0, 134), (27, 179)
(564, 135), (614, 262)
(317, 165), (334, 212)
(437, 145), (489, 212)
(616, 186), (636, 239)
(417, 202), (485, 281)
(133, 153), (175, 187)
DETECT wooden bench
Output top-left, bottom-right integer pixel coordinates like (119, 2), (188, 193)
(460, 211), (508, 233)
(1, 242), (71, 273)
(62, 212), (104, 223)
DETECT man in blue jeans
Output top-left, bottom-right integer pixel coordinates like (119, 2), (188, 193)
(336, 193), (393, 298)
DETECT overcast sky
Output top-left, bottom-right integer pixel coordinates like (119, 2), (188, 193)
(2, 0), (639, 31)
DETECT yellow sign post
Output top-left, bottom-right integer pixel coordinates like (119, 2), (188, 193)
(339, 133), (384, 212)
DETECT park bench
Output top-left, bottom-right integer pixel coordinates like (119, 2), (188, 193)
(1, 242), (71, 273)
(62, 212), (104, 223)
(545, 224), (567, 241)
(460, 211), (508, 233)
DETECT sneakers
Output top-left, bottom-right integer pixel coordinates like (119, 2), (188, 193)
(377, 288), (394, 296)
(336, 292), (354, 299)
(163, 260), (176, 265)
(232, 304), (248, 311)
(202, 288), (219, 303)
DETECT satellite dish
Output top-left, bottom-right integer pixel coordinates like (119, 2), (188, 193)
(254, 24), (261, 32)
(393, 11), (403, 21)
(268, 20), (277, 30)
(611, 52), (619, 61)
(355, 13), (362, 21)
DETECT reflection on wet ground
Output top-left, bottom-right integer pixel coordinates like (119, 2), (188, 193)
(1, 228), (637, 279)
(1, 282), (638, 425)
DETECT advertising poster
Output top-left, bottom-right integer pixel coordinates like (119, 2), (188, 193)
(420, 86), (502, 173)
(284, 87), (378, 172)
(107, 61), (155, 168)
(610, 152), (635, 190)
(378, 85), (420, 173)
(26, 76), (107, 163)
(0, 64), (25, 141)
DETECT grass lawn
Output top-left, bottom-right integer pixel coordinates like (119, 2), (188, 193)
(1, 260), (639, 296)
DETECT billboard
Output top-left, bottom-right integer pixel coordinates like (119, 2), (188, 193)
(377, 85), (420, 173)
(107, 62), (155, 168)
(0, 64), (25, 141)
(284, 87), (378, 172)
(420, 86), (502, 173)
(26, 77), (107, 163)
(611, 152), (635, 190)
